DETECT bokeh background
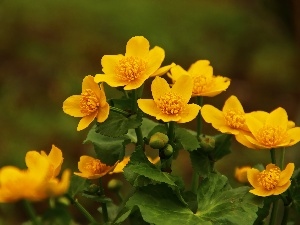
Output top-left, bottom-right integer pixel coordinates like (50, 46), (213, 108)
(0, 0), (300, 224)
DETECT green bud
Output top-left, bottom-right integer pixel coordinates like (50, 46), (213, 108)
(149, 132), (169, 149)
(87, 184), (100, 194)
(163, 144), (173, 157)
(107, 179), (123, 191)
(199, 134), (215, 152)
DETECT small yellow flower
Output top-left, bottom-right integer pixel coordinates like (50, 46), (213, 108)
(94, 36), (173, 90)
(201, 95), (248, 135)
(235, 166), (251, 183)
(0, 146), (70, 202)
(168, 60), (230, 97)
(74, 156), (116, 179)
(137, 76), (201, 123)
(237, 107), (300, 149)
(247, 163), (294, 196)
(63, 75), (109, 131)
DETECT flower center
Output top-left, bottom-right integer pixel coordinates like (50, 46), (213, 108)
(80, 89), (100, 115)
(224, 109), (245, 129)
(115, 56), (147, 81)
(157, 92), (184, 115)
(192, 75), (213, 95)
(257, 166), (281, 190)
(84, 159), (105, 174)
(256, 125), (288, 147)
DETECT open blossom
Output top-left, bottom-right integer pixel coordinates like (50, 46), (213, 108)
(94, 36), (174, 90)
(201, 95), (248, 135)
(168, 60), (230, 97)
(237, 107), (300, 149)
(74, 156), (117, 179)
(137, 76), (201, 123)
(63, 75), (109, 131)
(247, 163), (294, 196)
(0, 145), (70, 202)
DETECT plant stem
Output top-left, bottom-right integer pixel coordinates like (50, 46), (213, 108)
(23, 200), (39, 225)
(135, 126), (144, 147)
(99, 178), (109, 223)
(279, 147), (285, 170)
(167, 121), (175, 143)
(281, 205), (290, 225)
(270, 148), (276, 164)
(66, 194), (97, 224)
(196, 96), (203, 136)
(269, 200), (279, 225)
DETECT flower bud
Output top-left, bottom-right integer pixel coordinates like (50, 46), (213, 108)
(107, 179), (123, 191)
(199, 134), (215, 152)
(149, 132), (169, 149)
(163, 144), (173, 157)
(87, 184), (100, 194)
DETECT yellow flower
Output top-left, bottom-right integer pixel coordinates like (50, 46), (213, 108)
(168, 60), (230, 97)
(247, 163), (294, 196)
(94, 36), (173, 90)
(137, 76), (201, 123)
(0, 146), (70, 202)
(235, 166), (251, 183)
(74, 156), (116, 179)
(63, 75), (109, 131)
(237, 107), (300, 149)
(201, 95), (248, 135)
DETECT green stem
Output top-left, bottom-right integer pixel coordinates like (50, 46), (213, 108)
(269, 200), (279, 225)
(167, 121), (175, 143)
(196, 96), (203, 136)
(23, 200), (39, 225)
(270, 148), (276, 164)
(135, 126), (144, 147)
(191, 171), (199, 193)
(99, 178), (109, 223)
(131, 89), (138, 113)
(281, 205), (290, 225)
(66, 194), (97, 224)
(279, 147), (286, 170)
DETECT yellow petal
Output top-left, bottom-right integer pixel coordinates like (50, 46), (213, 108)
(47, 169), (70, 196)
(273, 181), (291, 195)
(235, 133), (259, 149)
(144, 46), (165, 76)
(156, 112), (181, 122)
(125, 36), (150, 58)
(77, 156), (95, 174)
(265, 107), (288, 130)
(123, 73), (148, 90)
(244, 134), (267, 149)
(47, 145), (63, 177)
(177, 104), (201, 123)
(94, 74), (127, 87)
(82, 75), (100, 94)
(222, 95), (244, 113)
(287, 127), (300, 146)
(167, 65), (189, 82)
(172, 75), (193, 104)
(201, 105), (226, 128)
(99, 83), (108, 107)
(151, 62), (176, 77)
(111, 156), (130, 173)
(247, 111), (268, 122)
(63, 95), (84, 117)
(137, 99), (161, 117)
(97, 102), (110, 123)
(188, 60), (212, 77)
(278, 163), (294, 186)
(250, 187), (274, 197)
(77, 112), (97, 131)
(245, 114), (264, 138)
(151, 77), (170, 102)
(247, 168), (261, 188)
(202, 76), (230, 97)
(101, 54), (124, 74)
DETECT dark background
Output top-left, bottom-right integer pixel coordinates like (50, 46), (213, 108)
(0, 0), (299, 224)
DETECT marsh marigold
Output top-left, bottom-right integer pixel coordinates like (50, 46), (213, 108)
(94, 36), (174, 90)
(235, 166), (251, 183)
(237, 107), (300, 149)
(137, 76), (201, 123)
(168, 60), (230, 97)
(247, 163), (294, 196)
(0, 145), (70, 202)
(63, 75), (109, 131)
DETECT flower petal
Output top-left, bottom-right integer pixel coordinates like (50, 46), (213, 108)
(77, 112), (97, 131)
(235, 133), (258, 149)
(250, 187), (274, 197)
(245, 114), (264, 138)
(151, 77), (170, 102)
(97, 102), (109, 123)
(188, 60), (212, 77)
(47, 169), (70, 196)
(273, 181), (291, 195)
(247, 168), (261, 188)
(287, 127), (300, 146)
(278, 163), (294, 186)
(156, 112), (181, 122)
(167, 65), (189, 82)
(101, 54), (124, 74)
(47, 145), (63, 177)
(177, 104), (201, 123)
(125, 36), (149, 58)
(63, 95), (84, 117)
(222, 95), (244, 113)
(77, 156), (94, 174)
(151, 62), (176, 77)
(137, 99), (161, 117)
(82, 75), (100, 93)
(172, 75), (193, 104)
(94, 74), (127, 87)
(201, 105), (226, 128)
(265, 107), (288, 130)
(144, 46), (165, 76)
(123, 73), (148, 90)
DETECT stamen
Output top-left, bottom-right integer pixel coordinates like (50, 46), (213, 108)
(84, 159), (103, 174)
(224, 109), (245, 129)
(80, 89), (100, 115)
(192, 75), (213, 95)
(256, 125), (288, 147)
(157, 92), (184, 116)
(257, 166), (281, 190)
(115, 56), (147, 81)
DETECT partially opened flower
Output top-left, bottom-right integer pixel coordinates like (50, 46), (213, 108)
(235, 166), (251, 183)
(74, 156), (116, 179)
(237, 107), (300, 149)
(168, 60), (230, 97)
(137, 76), (201, 123)
(94, 36), (173, 90)
(201, 95), (248, 135)
(63, 75), (109, 131)
(247, 163), (294, 196)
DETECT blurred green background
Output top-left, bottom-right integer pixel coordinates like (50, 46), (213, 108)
(0, 0), (300, 224)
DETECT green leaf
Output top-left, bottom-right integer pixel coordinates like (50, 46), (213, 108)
(147, 124), (167, 139)
(211, 133), (232, 161)
(174, 127), (200, 152)
(41, 204), (72, 225)
(95, 111), (142, 138)
(290, 168), (300, 213)
(115, 184), (209, 225)
(189, 151), (212, 177)
(68, 175), (89, 198)
(196, 173), (261, 225)
(84, 126), (130, 165)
